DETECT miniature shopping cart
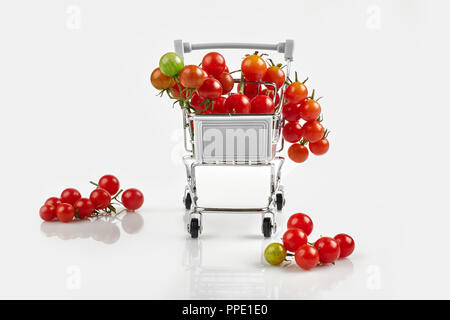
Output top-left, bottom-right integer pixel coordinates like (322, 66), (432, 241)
(175, 40), (294, 238)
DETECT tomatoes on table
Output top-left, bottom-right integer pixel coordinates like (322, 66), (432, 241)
(295, 244), (320, 270)
(286, 81), (308, 104)
(334, 234), (355, 258)
(39, 204), (56, 221)
(74, 198), (95, 219)
(250, 95), (275, 114)
(241, 53), (267, 81)
(288, 143), (309, 163)
(44, 197), (61, 208)
(224, 94), (251, 113)
(122, 188), (144, 210)
(302, 120), (324, 143)
(282, 102), (301, 122)
(202, 52), (226, 77)
(98, 174), (120, 196)
(314, 237), (340, 264)
(60, 188), (81, 205)
(215, 72), (234, 94)
(282, 121), (302, 143)
(263, 64), (285, 91)
(264, 243), (287, 266)
(198, 78), (223, 99)
(159, 52), (184, 77)
(90, 188), (111, 210)
(179, 65), (208, 89)
(287, 213), (313, 235)
(150, 67), (175, 90)
(283, 228), (308, 252)
(56, 203), (75, 223)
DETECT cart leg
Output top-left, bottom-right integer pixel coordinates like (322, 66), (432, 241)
(187, 211), (202, 239)
(262, 211), (276, 238)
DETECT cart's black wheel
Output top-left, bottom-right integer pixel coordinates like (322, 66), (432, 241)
(190, 218), (200, 239)
(276, 193), (285, 211)
(184, 193), (192, 210)
(262, 217), (273, 238)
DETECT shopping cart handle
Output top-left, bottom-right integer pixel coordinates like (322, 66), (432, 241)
(174, 40), (294, 61)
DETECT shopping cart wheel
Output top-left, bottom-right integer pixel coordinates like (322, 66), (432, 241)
(184, 193), (192, 210)
(276, 193), (285, 211)
(262, 217), (274, 238)
(189, 218), (200, 239)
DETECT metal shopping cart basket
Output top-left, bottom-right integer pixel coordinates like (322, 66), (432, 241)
(175, 40), (294, 238)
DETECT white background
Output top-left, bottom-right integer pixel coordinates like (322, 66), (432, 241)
(0, 0), (449, 299)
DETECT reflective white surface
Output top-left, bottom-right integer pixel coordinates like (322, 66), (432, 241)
(1, 0), (450, 299)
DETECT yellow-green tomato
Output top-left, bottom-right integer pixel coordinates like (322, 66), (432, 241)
(159, 52), (184, 77)
(264, 243), (287, 265)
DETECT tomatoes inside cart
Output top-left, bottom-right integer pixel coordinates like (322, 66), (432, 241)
(150, 42), (332, 170)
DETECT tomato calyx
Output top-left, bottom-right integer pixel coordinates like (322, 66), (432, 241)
(244, 51), (267, 58)
(88, 180), (124, 217)
(286, 72), (308, 85)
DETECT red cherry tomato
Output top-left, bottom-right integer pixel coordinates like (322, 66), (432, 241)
(334, 234), (355, 258)
(309, 138), (329, 155)
(179, 65), (208, 89)
(288, 144), (309, 163)
(299, 98), (321, 121)
(190, 92), (210, 113)
(198, 78), (223, 99)
(122, 188), (144, 210)
(224, 94), (251, 113)
(263, 65), (285, 91)
(260, 88), (280, 106)
(286, 81), (308, 104)
(302, 121), (324, 143)
(98, 174), (120, 196)
(282, 102), (301, 122)
(238, 81), (259, 100)
(74, 198), (95, 219)
(215, 72), (234, 94)
(212, 96), (227, 113)
(314, 237), (341, 264)
(150, 67), (175, 90)
(40, 204), (56, 221)
(295, 244), (320, 270)
(241, 54), (267, 81)
(89, 188), (111, 210)
(282, 228), (308, 252)
(282, 121), (302, 143)
(287, 213), (313, 236)
(56, 203), (75, 223)
(250, 95), (275, 114)
(60, 188), (81, 205)
(202, 52), (226, 78)
(44, 197), (61, 208)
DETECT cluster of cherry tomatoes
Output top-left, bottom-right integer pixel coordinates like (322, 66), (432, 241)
(264, 213), (355, 270)
(39, 175), (144, 223)
(150, 50), (330, 164)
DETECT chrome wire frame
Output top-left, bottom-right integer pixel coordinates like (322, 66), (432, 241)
(181, 57), (292, 236)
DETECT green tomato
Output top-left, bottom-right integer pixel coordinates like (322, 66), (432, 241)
(264, 243), (287, 265)
(159, 52), (184, 77)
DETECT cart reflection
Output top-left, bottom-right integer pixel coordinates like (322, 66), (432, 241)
(183, 237), (354, 299)
(40, 212), (144, 244)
